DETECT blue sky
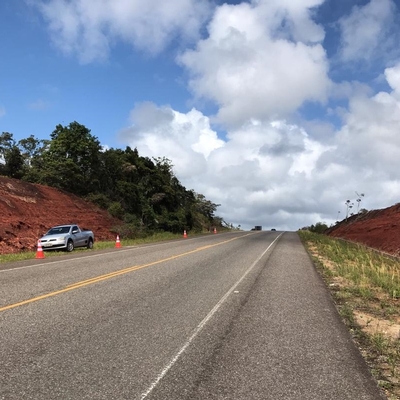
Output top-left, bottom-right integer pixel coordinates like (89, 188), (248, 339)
(2, 0), (400, 230)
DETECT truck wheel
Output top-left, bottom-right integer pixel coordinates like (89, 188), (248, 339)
(66, 240), (74, 252)
(87, 239), (94, 249)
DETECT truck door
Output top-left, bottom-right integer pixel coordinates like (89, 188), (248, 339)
(72, 225), (84, 247)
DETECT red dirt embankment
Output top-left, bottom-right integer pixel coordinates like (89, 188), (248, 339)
(326, 203), (400, 257)
(2, 175), (400, 256)
(0, 176), (121, 254)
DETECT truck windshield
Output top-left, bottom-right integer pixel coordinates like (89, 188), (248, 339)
(47, 227), (70, 235)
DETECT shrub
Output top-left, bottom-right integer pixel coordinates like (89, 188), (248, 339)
(108, 201), (125, 219)
(86, 193), (110, 209)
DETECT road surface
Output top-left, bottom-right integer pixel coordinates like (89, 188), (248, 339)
(0, 231), (386, 399)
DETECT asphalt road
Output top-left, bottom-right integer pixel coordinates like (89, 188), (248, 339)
(0, 231), (386, 399)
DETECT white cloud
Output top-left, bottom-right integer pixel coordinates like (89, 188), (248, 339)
(385, 64), (400, 96)
(28, 99), (51, 111)
(254, 0), (326, 44)
(120, 59), (400, 230)
(315, 62), (400, 210)
(120, 102), (335, 230)
(178, 0), (331, 128)
(120, 102), (224, 180)
(338, 0), (396, 63)
(33, 0), (212, 63)
(29, 0), (400, 230)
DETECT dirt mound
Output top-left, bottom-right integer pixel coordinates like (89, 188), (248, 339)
(0, 176), (122, 254)
(326, 203), (400, 256)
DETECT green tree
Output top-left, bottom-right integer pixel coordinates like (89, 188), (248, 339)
(18, 135), (46, 166)
(0, 132), (15, 159)
(309, 222), (329, 233)
(194, 192), (220, 221)
(7, 124), (224, 236)
(3, 146), (25, 178)
(0, 132), (15, 175)
(0, 132), (26, 178)
(39, 122), (102, 194)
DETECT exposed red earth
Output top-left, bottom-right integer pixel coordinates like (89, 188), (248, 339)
(1, 175), (400, 256)
(326, 203), (400, 257)
(0, 176), (121, 254)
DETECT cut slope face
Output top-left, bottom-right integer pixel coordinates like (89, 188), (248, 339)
(0, 176), (121, 254)
(326, 204), (400, 256)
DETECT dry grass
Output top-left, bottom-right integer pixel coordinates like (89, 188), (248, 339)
(299, 230), (400, 399)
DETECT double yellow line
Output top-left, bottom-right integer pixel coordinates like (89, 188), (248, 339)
(1, 235), (247, 312)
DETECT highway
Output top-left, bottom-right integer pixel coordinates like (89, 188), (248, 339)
(0, 231), (386, 399)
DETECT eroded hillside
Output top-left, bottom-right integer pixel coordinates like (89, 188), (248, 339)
(326, 203), (400, 256)
(0, 176), (121, 254)
(2, 174), (400, 256)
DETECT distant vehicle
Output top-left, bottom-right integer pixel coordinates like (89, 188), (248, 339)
(271, 228), (276, 231)
(254, 226), (262, 231)
(39, 224), (94, 252)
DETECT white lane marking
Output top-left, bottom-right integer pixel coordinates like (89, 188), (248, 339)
(0, 248), (135, 273)
(0, 232), (252, 274)
(140, 233), (283, 399)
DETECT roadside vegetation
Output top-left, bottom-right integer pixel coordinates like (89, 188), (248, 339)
(298, 230), (400, 400)
(0, 231), (208, 264)
(0, 124), (228, 238)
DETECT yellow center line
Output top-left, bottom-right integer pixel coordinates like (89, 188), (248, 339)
(1, 234), (253, 312)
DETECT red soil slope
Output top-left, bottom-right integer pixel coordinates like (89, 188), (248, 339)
(0, 176), (122, 254)
(1, 175), (399, 256)
(326, 203), (400, 257)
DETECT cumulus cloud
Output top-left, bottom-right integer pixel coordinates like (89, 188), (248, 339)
(328, 85), (400, 177)
(385, 64), (400, 96)
(178, 0), (331, 128)
(30, 0), (400, 230)
(120, 59), (400, 230)
(32, 0), (212, 63)
(338, 0), (397, 63)
(315, 62), (400, 208)
(120, 102), (335, 229)
(114, 1), (400, 230)
(120, 102), (224, 180)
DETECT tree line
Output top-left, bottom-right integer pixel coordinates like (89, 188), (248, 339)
(0, 122), (223, 237)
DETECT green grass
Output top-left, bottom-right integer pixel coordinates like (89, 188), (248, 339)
(93, 231), (182, 249)
(299, 230), (400, 398)
(0, 231), (194, 264)
(299, 230), (400, 298)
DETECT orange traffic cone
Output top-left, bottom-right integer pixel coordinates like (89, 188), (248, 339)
(36, 240), (45, 259)
(183, 230), (187, 238)
(115, 235), (121, 248)
(213, 227), (217, 234)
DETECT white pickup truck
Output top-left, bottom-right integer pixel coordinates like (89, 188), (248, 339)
(39, 224), (94, 252)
